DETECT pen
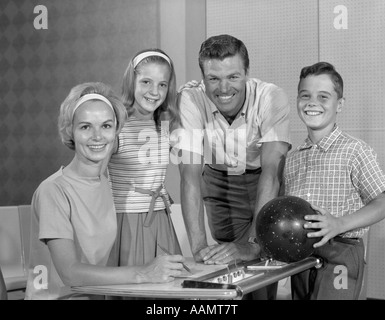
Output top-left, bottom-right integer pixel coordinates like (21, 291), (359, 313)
(157, 243), (192, 274)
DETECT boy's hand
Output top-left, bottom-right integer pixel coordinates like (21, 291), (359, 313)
(304, 204), (342, 248)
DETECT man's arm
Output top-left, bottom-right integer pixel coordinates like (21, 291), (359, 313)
(250, 141), (289, 236)
(176, 87), (211, 261)
(179, 151), (208, 261)
(305, 192), (385, 247)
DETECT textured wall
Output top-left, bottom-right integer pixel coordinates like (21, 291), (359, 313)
(206, 0), (385, 299)
(0, 0), (159, 205)
(206, 0), (319, 148)
(318, 0), (385, 300)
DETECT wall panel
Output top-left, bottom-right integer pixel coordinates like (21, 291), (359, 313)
(0, 0), (159, 205)
(319, 0), (385, 300)
(206, 0), (319, 149)
(207, 0), (385, 299)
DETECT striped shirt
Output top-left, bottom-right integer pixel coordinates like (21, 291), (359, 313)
(108, 117), (172, 214)
(176, 78), (291, 175)
(284, 125), (385, 238)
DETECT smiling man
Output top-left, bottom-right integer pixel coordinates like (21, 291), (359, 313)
(176, 34), (291, 299)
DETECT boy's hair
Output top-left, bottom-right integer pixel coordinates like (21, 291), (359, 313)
(299, 62), (344, 99)
(198, 34), (249, 75)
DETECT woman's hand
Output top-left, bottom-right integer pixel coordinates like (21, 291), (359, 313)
(138, 255), (186, 283)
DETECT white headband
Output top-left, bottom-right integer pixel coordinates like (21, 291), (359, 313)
(72, 93), (116, 124)
(133, 51), (171, 68)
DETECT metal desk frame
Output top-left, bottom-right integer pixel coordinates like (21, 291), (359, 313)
(72, 256), (322, 300)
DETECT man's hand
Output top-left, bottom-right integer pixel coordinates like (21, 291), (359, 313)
(193, 245), (217, 262)
(178, 80), (200, 92)
(197, 242), (261, 265)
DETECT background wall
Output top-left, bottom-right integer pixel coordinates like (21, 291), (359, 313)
(160, 0), (206, 203)
(1, 0), (383, 299)
(206, 0), (385, 300)
(0, 0), (160, 206)
(207, 0), (319, 147)
(318, 0), (385, 300)
(0, 0), (204, 206)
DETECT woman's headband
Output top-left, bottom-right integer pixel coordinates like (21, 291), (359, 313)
(72, 93), (116, 125)
(133, 51), (171, 68)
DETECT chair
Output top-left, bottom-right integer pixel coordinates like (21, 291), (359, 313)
(358, 232), (369, 300)
(18, 205), (32, 276)
(0, 265), (7, 300)
(0, 206), (31, 296)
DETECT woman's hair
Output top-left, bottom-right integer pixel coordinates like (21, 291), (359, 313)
(58, 82), (127, 150)
(121, 48), (181, 131)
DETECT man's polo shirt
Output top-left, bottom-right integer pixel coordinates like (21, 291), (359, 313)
(176, 78), (291, 175)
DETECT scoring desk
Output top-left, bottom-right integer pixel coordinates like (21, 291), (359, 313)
(72, 256), (322, 300)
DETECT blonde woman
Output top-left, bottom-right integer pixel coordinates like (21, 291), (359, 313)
(25, 82), (184, 300)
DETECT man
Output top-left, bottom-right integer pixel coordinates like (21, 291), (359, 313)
(176, 34), (291, 299)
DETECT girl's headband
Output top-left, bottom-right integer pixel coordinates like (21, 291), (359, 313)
(133, 51), (171, 68)
(72, 93), (116, 125)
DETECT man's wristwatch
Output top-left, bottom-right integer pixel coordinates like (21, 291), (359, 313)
(248, 236), (258, 244)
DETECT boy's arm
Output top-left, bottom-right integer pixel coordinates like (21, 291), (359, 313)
(306, 192), (385, 247)
(338, 192), (385, 233)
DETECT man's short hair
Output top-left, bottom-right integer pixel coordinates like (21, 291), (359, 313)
(198, 34), (249, 75)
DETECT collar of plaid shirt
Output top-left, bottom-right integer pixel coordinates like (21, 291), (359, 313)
(298, 124), (341, 152)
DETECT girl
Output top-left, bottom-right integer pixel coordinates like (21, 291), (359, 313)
(108, 49), (183, 267)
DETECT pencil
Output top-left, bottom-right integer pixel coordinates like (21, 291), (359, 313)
(157, 243), (192, 273)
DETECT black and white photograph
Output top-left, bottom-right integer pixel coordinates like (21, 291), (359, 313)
(1, 0), (384, 312)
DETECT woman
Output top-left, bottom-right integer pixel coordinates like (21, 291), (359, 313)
(25, 82), (184, 300)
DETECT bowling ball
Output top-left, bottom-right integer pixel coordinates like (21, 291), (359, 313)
(255, 195), (320, 263)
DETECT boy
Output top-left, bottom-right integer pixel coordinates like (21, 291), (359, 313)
(284, 62), (385, 299)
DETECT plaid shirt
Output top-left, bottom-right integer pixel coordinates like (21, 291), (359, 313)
(284, 125), (385, 238)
